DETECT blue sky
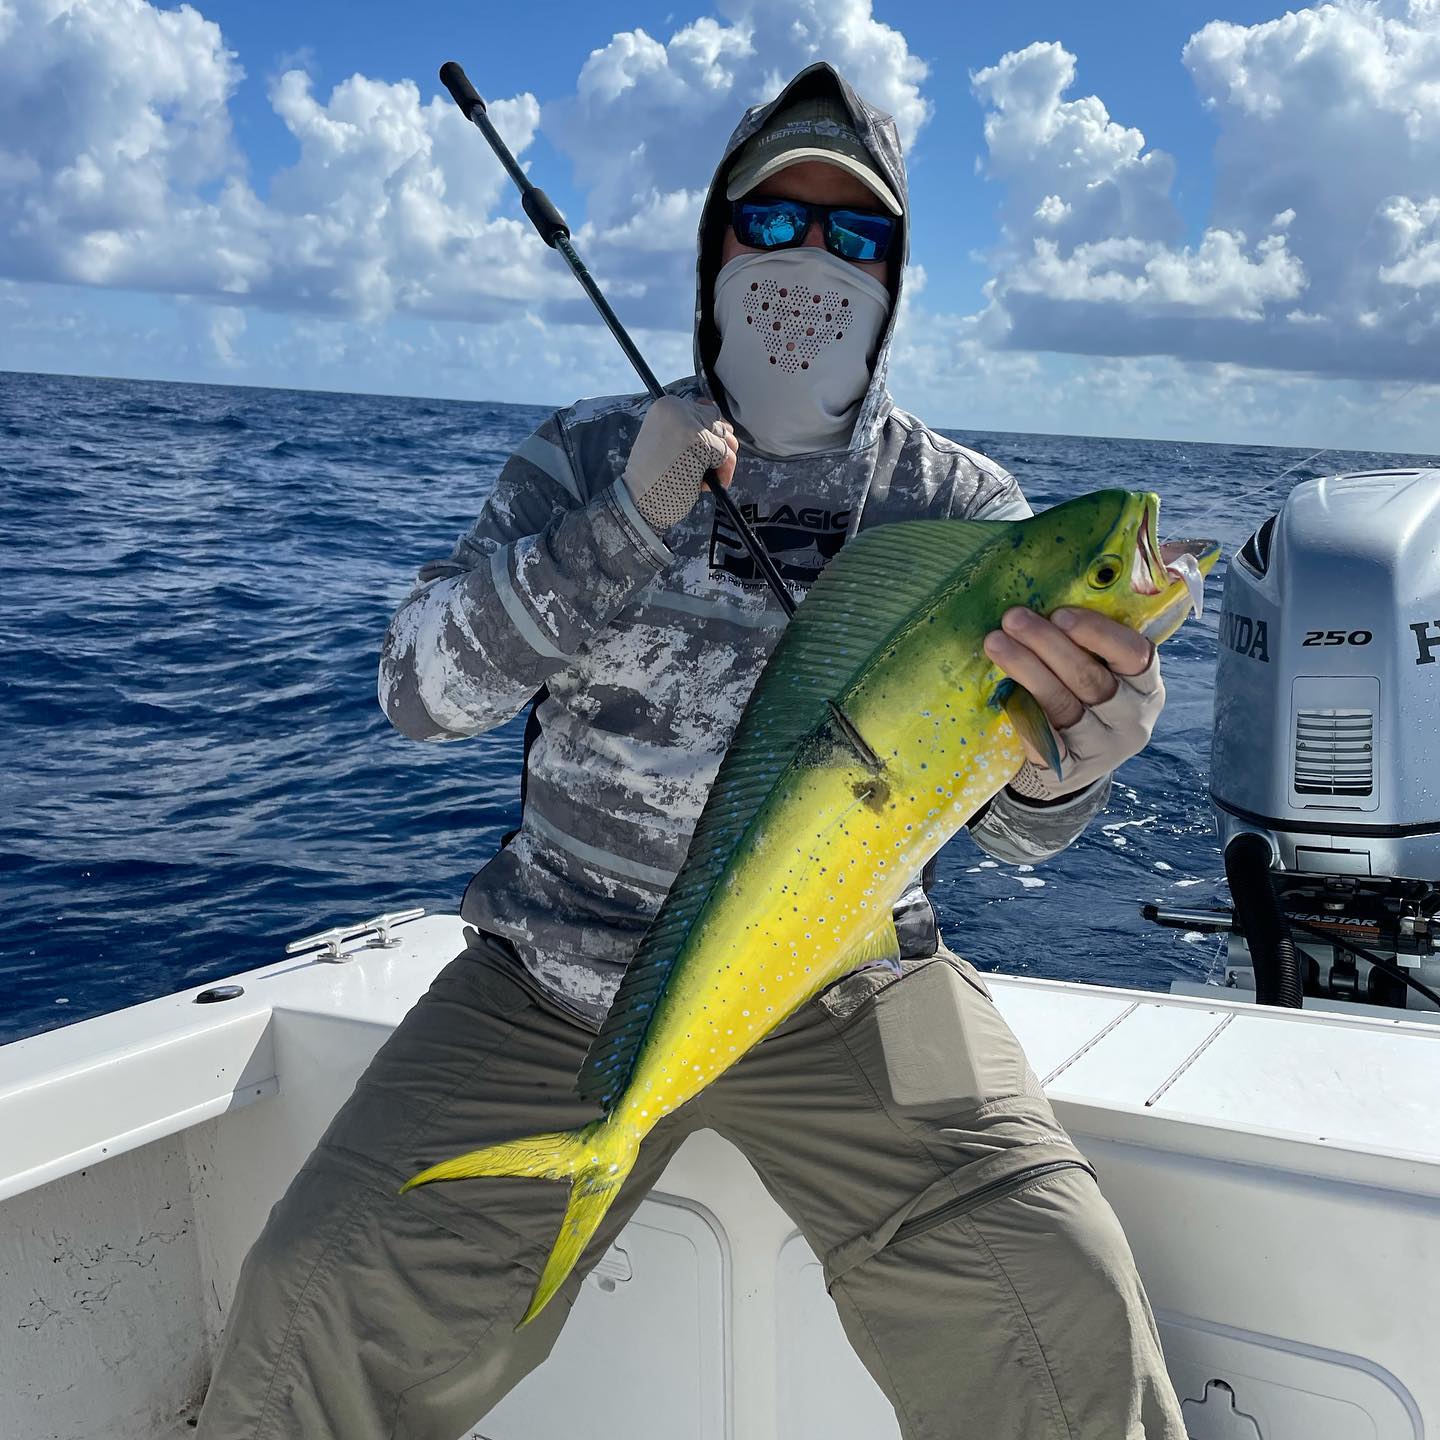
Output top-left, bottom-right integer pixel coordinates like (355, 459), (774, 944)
(195, 0), (1283, 314)
(1, 0), (1436, 448)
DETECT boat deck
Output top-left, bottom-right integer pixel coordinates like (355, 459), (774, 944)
(3, 912), (1438, 1438)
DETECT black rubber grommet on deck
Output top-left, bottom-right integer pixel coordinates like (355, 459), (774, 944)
(195, 984), (245, 1004)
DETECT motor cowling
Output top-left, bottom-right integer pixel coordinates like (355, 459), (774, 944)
(1209, 468), (1440, 1012)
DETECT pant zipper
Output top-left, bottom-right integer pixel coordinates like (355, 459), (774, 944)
(889, 1160), (1089, 1247)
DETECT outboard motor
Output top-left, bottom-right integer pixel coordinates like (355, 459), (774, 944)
(1150, 468), (1440, 1014)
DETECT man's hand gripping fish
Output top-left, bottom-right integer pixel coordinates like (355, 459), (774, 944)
(402, 488), (1220, 1325)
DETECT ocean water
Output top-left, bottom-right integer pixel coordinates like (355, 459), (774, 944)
(2, 369), (1434, 1045)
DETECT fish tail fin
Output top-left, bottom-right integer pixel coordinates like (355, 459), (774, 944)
(400, 1117), (638, 1327)
(521, 1144), (635, 1326)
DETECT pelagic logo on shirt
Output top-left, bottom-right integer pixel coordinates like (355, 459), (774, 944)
(709, 499), (851, 585)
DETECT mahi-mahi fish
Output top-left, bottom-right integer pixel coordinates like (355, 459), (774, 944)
(403, 488), (1220, 1324)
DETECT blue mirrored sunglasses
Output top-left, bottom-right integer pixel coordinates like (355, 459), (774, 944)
(730, 198), (897, 264)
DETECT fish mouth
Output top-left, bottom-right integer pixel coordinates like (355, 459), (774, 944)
(1129, 498), (1166, 597)
(1131, 496), (1221, 642)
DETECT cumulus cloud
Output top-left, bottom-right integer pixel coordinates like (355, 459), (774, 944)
(0, 0), (928, 338)
(886, 296), (1437, 455)
(548, 0), (930, 328)
(257, 72), (553, 320)
(206, 305), (246, 365)
(998, 231), (1304, 320)
(0, 0), (241, 288)
(0, 0), (556, 320)
(972, 42), (1180, 252)
(555, 0), (928, 226)
(5, 0), (1436, 435)
(1378, 196), (1440, 288)
(974, 3), (1440, 382)
(0, 0), (942, 407)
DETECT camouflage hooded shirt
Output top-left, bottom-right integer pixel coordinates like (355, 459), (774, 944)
(379, 64), (1110, 1023)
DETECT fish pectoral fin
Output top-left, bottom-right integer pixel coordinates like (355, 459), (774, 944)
(998, 681), (1065, 781)
(841, 914), (903, 977)
(826, 699), (883, 773)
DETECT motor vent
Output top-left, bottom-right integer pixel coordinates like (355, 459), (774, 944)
(1237, 512), (1277, 578)
(1294, 708), (1374, 796)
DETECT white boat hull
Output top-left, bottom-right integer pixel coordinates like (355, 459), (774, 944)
(3, 912), (1438, 1438)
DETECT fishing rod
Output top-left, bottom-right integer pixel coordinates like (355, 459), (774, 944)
(439, 60), (798, 620)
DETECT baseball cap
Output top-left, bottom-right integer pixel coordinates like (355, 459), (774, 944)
(725, 96), (903, 217)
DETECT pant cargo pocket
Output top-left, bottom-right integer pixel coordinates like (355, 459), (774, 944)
(827, 955), (1028, 1120)
(825, 1165), (1185, 1440)
(885, 1158), (1092, 1250)
(822, 1152), (1096, 1291)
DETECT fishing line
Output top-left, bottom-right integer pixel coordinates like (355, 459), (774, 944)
(1178, 378), (1431, 548)
(1267, 377), (1424, 486)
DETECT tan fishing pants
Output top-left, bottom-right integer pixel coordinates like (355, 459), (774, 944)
(196, 932), (1185, 1439)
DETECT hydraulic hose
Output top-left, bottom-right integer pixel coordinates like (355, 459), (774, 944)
(1224, 832), (1303, 1008)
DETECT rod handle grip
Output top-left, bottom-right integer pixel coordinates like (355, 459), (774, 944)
(439, 61), (485, 119)
(523, 188), (570, 247)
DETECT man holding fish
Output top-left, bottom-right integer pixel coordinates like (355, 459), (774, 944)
(199, 62), (1199, 1440)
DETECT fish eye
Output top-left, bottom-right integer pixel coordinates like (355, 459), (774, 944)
(1088, 554), (1123, 589)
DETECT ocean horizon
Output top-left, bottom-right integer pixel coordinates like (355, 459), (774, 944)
(4, 365), (1376, 456)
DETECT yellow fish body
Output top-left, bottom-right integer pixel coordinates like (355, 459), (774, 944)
(404, 489), (1220, 1324)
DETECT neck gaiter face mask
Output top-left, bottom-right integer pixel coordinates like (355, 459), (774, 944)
(712, 248), (892, 457)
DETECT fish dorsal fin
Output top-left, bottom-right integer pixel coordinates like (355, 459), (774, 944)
(576, 517), (1015, 1108)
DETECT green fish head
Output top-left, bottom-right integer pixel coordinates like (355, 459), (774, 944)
(1021, 489), (1221, 646)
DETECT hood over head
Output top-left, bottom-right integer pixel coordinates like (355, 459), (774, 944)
(693, 63), (910, 455)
